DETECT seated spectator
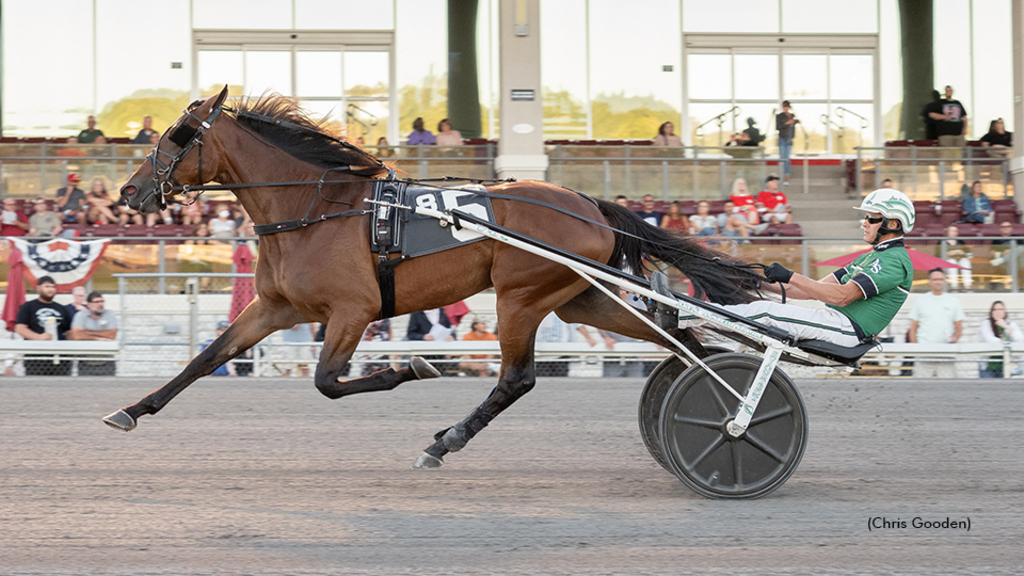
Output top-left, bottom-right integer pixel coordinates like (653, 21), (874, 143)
(68, 291), (118, 375)
(232, 203), (252, 230)
(941, 224), (973, 291)
(435, 118), (463, 146)
(407, 117), (436, 145)
(85, 178), (119, 225)
(210, 209), (236, 238)
(145, 195), (179, 227)
(614, 195), (629, 208)
(77, 115), (104, 144)
(979, 301), (1024, 378)
(687, 200), (718, 236)
(93, 135), (108, 145)
(757, 175), (793, 224)
(880, 178), (894, 189)
(741, 117), (764, 146)
(1, 198), (30, 236)
(181, 195), (207, 226)
(980, 118), (1012, 151)
(962, 181), (991, 224)
(55, 174), (87, 224)
(652, 122), (683, 147)
(728, 177), (760, 224)
(56, 137), (85, 158)
(133, 115), (158, 145)
(660, 201), (688, 231)
(376, 136), (393, 157)
(634, 194), (663, 226)
(989, 222), (1019, 283)
(186, 221), (211, 245)
(28, 199), (62, 237)
(149, 132), (160, 146)
(459, 318), (498, 376)
(118, 202), (144, 226)
(726, 133), (746, 147)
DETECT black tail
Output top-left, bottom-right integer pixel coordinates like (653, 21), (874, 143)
(598, 199), (762, 305)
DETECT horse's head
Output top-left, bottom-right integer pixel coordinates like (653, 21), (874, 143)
(120, 86), (230, 213)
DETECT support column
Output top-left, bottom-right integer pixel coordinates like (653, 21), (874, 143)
(1012, 0), (1024, 204)
(448, 0), (481, 139)
(495, 0), (547, 181)
(898, 0), (934, 140)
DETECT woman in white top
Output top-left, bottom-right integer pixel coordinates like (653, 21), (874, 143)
(652, 122), (683, 147)
(209, 209), (236, 238)
(435, 118), (464, 146)
(979, 300), (1024, 378)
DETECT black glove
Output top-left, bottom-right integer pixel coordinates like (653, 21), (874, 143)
(764, 262), (794, 284)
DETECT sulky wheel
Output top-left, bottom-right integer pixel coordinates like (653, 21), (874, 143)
(638, 347), (731, 473)
(659, 353), (808, 499)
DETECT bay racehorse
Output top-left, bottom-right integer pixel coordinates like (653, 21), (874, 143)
(104, 86), (762, 467)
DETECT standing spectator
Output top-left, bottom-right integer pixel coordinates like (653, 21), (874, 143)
(459, 318), (498, 376)
(55, 174), (87, 224)
(634, 195), (663, 227)
(660, 201), (688, 231)
(756, 175), (793, 224)
(980, 118), (1012, 158)
(729, 178), (760, 224)
(928, 85), (968, 149)
(68, 291), (118, 375)
(908, 268), (965, 378)
(979, 300), (1023, 378)
(133, 116), (158, 144)
(1, 199), (30, 236)
(880, 178), (894, 189)
(209, 209), (236, 239)
(941, 224), (973, 291)
(278, 323), (316, 377)
(920, 90), (942, 140)
(962, 181), (991, 224)
(14, 276), (72, 376)
(775, 101), (799, 183)
(85, 178), (119, 225)
(77, 115), (104, 144)
(653, 122), (683, 146)
(406, 308), (453, 341)
(64, 286), (87, 320)
(407, 117), (436, 145)
(687, 200), (718, 236)
(435, 118), (463, 146)
(741, 117), (764, 146)
(27, 199), (62, 237)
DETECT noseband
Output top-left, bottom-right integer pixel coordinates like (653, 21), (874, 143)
(147, 103), (223, 209)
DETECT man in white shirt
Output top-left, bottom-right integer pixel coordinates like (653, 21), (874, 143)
(908, 268), (965, 378)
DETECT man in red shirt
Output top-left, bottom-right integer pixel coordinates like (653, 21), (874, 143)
(757, 174), (793, 224)
(1, 198), (30, 236)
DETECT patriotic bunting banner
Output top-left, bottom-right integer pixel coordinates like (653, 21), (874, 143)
(7, 237), (110, 290)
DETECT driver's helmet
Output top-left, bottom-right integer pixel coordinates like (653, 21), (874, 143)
(854, 189), (915, 233)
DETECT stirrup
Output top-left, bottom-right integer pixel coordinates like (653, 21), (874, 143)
(648, 271), (679, 331)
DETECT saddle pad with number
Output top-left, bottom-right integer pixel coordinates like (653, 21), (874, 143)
(371, 182), (496, 259)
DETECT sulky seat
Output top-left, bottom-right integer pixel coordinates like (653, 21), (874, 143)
(795, 338), (880, 367)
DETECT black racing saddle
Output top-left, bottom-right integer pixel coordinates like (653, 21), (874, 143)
(795, 338), (880, 367)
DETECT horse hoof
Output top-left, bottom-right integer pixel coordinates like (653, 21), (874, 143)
(412, 451), (443, 469)
(102, 409), (137, 432)
(410, 356), (441, 380)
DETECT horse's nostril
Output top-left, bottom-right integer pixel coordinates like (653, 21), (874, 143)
(124, 185), (137, 196)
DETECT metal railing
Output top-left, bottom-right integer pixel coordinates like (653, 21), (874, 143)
(855, 146), (1012, 199)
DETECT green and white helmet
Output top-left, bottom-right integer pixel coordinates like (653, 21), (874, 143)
(854, 188), (915, 233)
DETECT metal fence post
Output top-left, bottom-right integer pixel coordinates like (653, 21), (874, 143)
(1003, 342), (1011, 379)
(719, 160), (727, 197)
(803, 155), (810, 195)
(418, 145), (428, 179)
(603, 160), (611, 200)
(938, 160), (946, 201)
(661, 160), (669, 199)
(855, 147), (862, 196)
(801, 240), (810, 278)
(1012, 242), (1019, 293)
(624, 144), (631, 194)
(187, 277), (198, 364)
(118, 276), (126, 376)
(158, 240), (166, 294)
(911, 146), (918, 197)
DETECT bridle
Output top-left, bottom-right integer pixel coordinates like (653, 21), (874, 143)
(147, 101), (223, 210)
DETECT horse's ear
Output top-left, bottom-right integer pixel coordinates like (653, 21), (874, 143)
(212, 85), (229, 109)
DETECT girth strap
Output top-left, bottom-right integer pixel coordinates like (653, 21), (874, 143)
(376, 257), (404, 320)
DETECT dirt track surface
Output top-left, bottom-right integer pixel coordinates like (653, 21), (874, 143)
(1, 375), (1022, 575)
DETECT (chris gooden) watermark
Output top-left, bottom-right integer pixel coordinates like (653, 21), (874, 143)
(868, 517), (971, 531)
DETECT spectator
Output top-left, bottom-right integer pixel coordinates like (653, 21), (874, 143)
(1, 198), (30, 236)
(358, 318), (393, 376)
(14, 276), (72, 376)
(614, 195), (629, 208)
(920, 89), (942, 140)
(775, 101), (799, 183)
(653, 122), (683, 147)
(459, 318), (498, 376)
(119, 203), (144, 226)
(27, 199), (62, 237)
(979, 300), (1023, 378)
(210, 209), (236, 238)
(77, 115), (104, 144)
(181, 195), (207, 226)
(660, 201), (688, 231)
(56, 137), (85, 158)
(145, 196), (177, 227)
(93, 135), (108, 145)
(928, 85), (968, 149)
(203, 320), (236, 376)
(757, 174), (793, 224)
(435, 118), (464, 146)
(687, 200), (718, 236)
(354, 136), (366, 147)
(64, 286), (87, 320)
(962, 181), (991, 224)
(407, 117), (436, 145)
(880, 178), (894, 189)
(728, 178), (760, 224)
(133, 116), (158, 144)
(232, 203), (252, 230)
(726, 132), (747, 147)
(406, 308), (453, 341)
(634, 195), (663, 227)
(68, 291), (118, 375)
(941, 224), (973, 291)
(278, 323), (316, 377)
(980, 118), (1012, 158)
(908, 268), (964, 378)
(55, 174), (87, 224)
(187, 221), (211, 245)
(376, 136), (393, 157)
(717, 199), (768, 239)
(85, 178), (119, 225)
(148, 132), (160, 145)
(741, 117), (764, 146)
(989, 221), (1018, 286)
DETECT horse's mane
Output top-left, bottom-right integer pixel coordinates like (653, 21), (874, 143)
(228, 94), (387, 175)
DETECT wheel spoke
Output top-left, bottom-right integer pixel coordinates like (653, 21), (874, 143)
(685, 434), (726, 472)
(744, 430), (786, 463)
(673, 414), (723, 429)
(749, 405), (793, 427)
(731, 440), (743, 487)
(704, 377), (730, 417)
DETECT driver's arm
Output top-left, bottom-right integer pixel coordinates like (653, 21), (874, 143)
(785, 273), (865, 307)
(762, 269), (840, 301)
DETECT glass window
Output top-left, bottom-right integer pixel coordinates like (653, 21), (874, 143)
(395, 0), (447, 137)
(782, 0), (877, 33)
(688, 54), (731, 101)
(832, 103), (874, 151)
(878, 0), (903, 141)
(246, 51), (292, 96)
(541, 0), (587, 139)
(783, 53), (827, 100)
(970, 0), (1013, 137)
(295, 0), (395, 30)
(933, 0), (971, 110)
(297, 51), (342, 98)
(737, 103), (779, 148)
(192, 0), (292, 29)
(198, 50), (244, 97)
(829, 54), (873, 100)
(689, 103), (742, 146)
(734, 54), (779, 100)
(683, 0), (779, 33)
(344, 51), (390, 97)
(342, 100), (390, 145)
(789, 102), (828, 153)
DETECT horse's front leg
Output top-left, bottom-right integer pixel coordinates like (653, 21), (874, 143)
(102, 297), (298, 431)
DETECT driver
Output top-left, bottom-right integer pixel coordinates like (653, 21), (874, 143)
(690, 189), (915, 347)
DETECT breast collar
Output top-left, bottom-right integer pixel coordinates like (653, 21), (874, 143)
(873, 236), (905, 251)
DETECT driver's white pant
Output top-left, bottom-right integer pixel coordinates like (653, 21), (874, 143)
(686, 301), (862, 347)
